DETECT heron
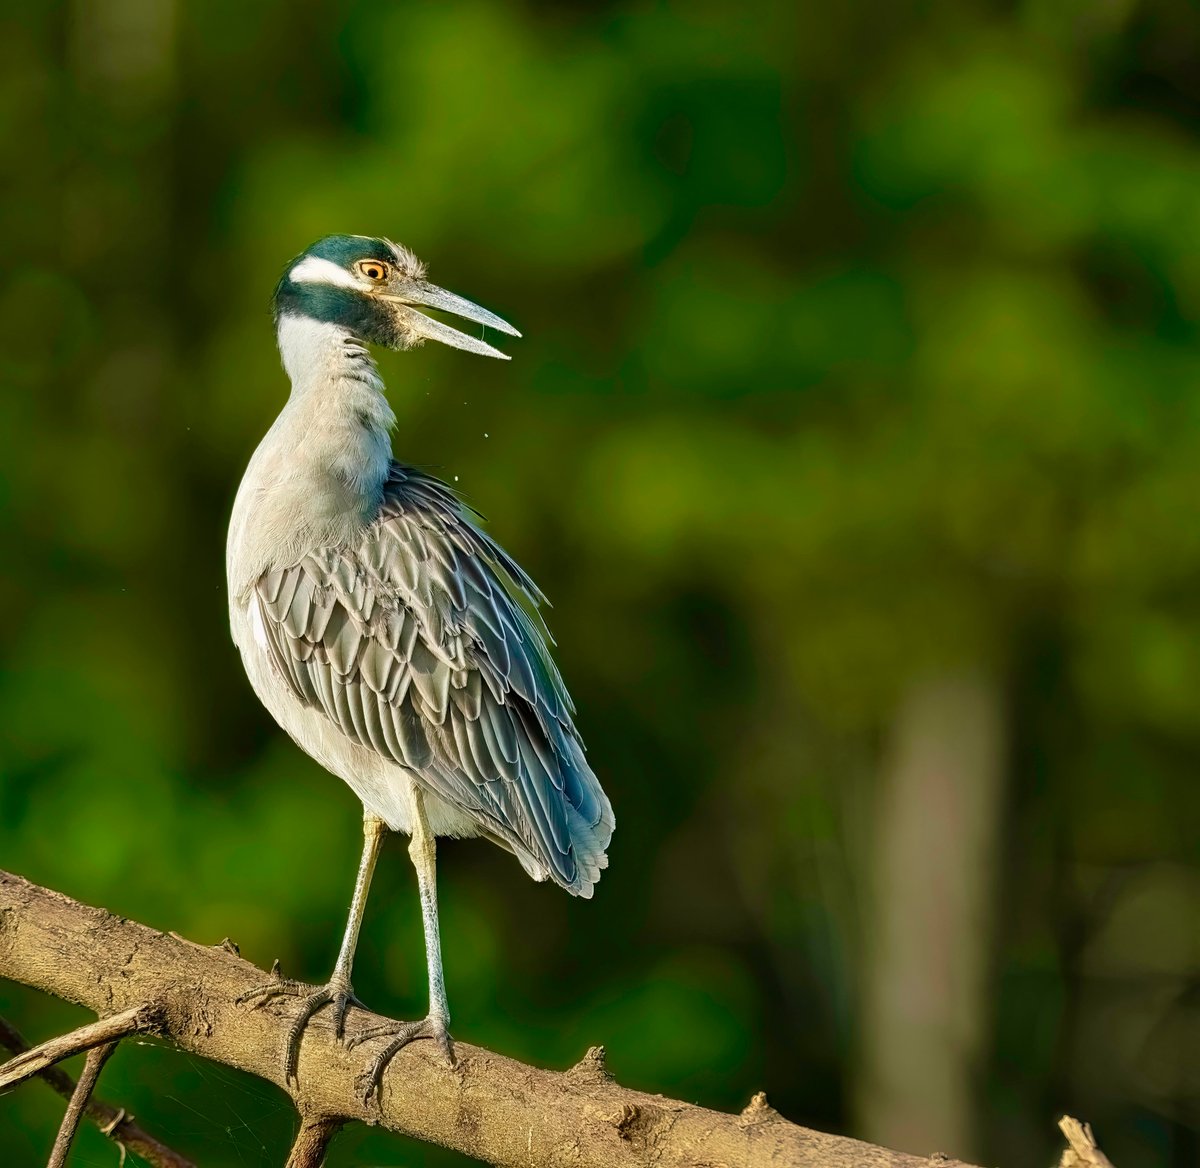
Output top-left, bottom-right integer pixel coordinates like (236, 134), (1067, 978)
(226, 235), (614, 1094)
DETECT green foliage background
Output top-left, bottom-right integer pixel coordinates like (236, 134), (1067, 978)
(2, 1), (1199, 1164)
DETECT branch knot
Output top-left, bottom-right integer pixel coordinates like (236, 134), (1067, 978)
(566, 1044), (612, 1085)
(739, 1091), (780, 1126)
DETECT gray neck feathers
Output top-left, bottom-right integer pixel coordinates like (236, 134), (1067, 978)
(274, 309), (396, 451)
(274, 313), (396, 490)
(277, 314), (390, 407)
(227, 315), (397, 592)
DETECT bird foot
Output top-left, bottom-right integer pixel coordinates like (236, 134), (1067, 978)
(348, 1013), (454, 1101)
(237, 968), (366, 1083)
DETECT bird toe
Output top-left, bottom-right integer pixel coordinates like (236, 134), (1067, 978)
(353, 1014), (454, 1103)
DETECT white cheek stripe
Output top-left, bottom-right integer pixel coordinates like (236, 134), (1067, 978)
(288, 255), (363, 289)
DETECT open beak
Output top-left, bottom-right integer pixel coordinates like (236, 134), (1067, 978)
(380, 283), (521, 360)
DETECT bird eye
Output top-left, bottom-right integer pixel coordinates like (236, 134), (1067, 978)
(357, 260), (390, 282)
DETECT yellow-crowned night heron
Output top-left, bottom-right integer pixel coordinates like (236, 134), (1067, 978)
(226, 235), (614, 1094)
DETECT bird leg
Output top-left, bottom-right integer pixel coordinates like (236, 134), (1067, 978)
(349, 788), (453, 1100)
(238, 812), (388, 1082)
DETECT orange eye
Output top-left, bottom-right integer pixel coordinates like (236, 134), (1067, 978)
(357, 260), (390, 281)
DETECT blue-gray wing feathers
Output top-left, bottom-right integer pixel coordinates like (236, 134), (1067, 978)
(254, 463), (613, 895)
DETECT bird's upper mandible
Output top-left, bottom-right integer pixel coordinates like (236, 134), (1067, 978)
(274, 234), (521, 359)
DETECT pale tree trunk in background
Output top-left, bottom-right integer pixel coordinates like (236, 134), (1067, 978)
(858, 670), (1007, 1159)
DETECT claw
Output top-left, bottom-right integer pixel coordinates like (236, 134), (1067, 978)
(351, 1015), (454, 1102)
(237, 971), (365, 1083)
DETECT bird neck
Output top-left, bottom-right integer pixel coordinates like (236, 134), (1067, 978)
(236, 314), (395, 545)
(228, 315), (400, 597)
(277, 314), (389, 405)
(273, 311), (397, 488)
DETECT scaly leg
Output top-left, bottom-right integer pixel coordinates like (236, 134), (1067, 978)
(350, 787), (453, 1099)
(239, 812), (387, 1082)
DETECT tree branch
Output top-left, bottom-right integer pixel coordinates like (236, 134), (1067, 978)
(0, 1015), (196, 1168)
(0, 1003), (156, 1090)
(285, 1115), (344, 1168)
(1058, 1116), (1115, 1168)
(0, 868), (981, 1168)
(47, 1040), (116, 1168)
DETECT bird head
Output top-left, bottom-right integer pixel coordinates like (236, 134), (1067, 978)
(273, 235), (519, 359)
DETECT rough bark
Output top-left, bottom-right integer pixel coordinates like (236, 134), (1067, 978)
(0, 869), (983, 1168)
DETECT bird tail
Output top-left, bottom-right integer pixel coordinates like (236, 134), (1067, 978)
(557, 739), (614, 898)
(498, 745), (614, 898)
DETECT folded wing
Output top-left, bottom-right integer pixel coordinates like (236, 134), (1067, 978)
(253, 463), (613, 895)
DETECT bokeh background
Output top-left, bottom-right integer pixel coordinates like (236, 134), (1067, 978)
(2, 1), (1199, 1165)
